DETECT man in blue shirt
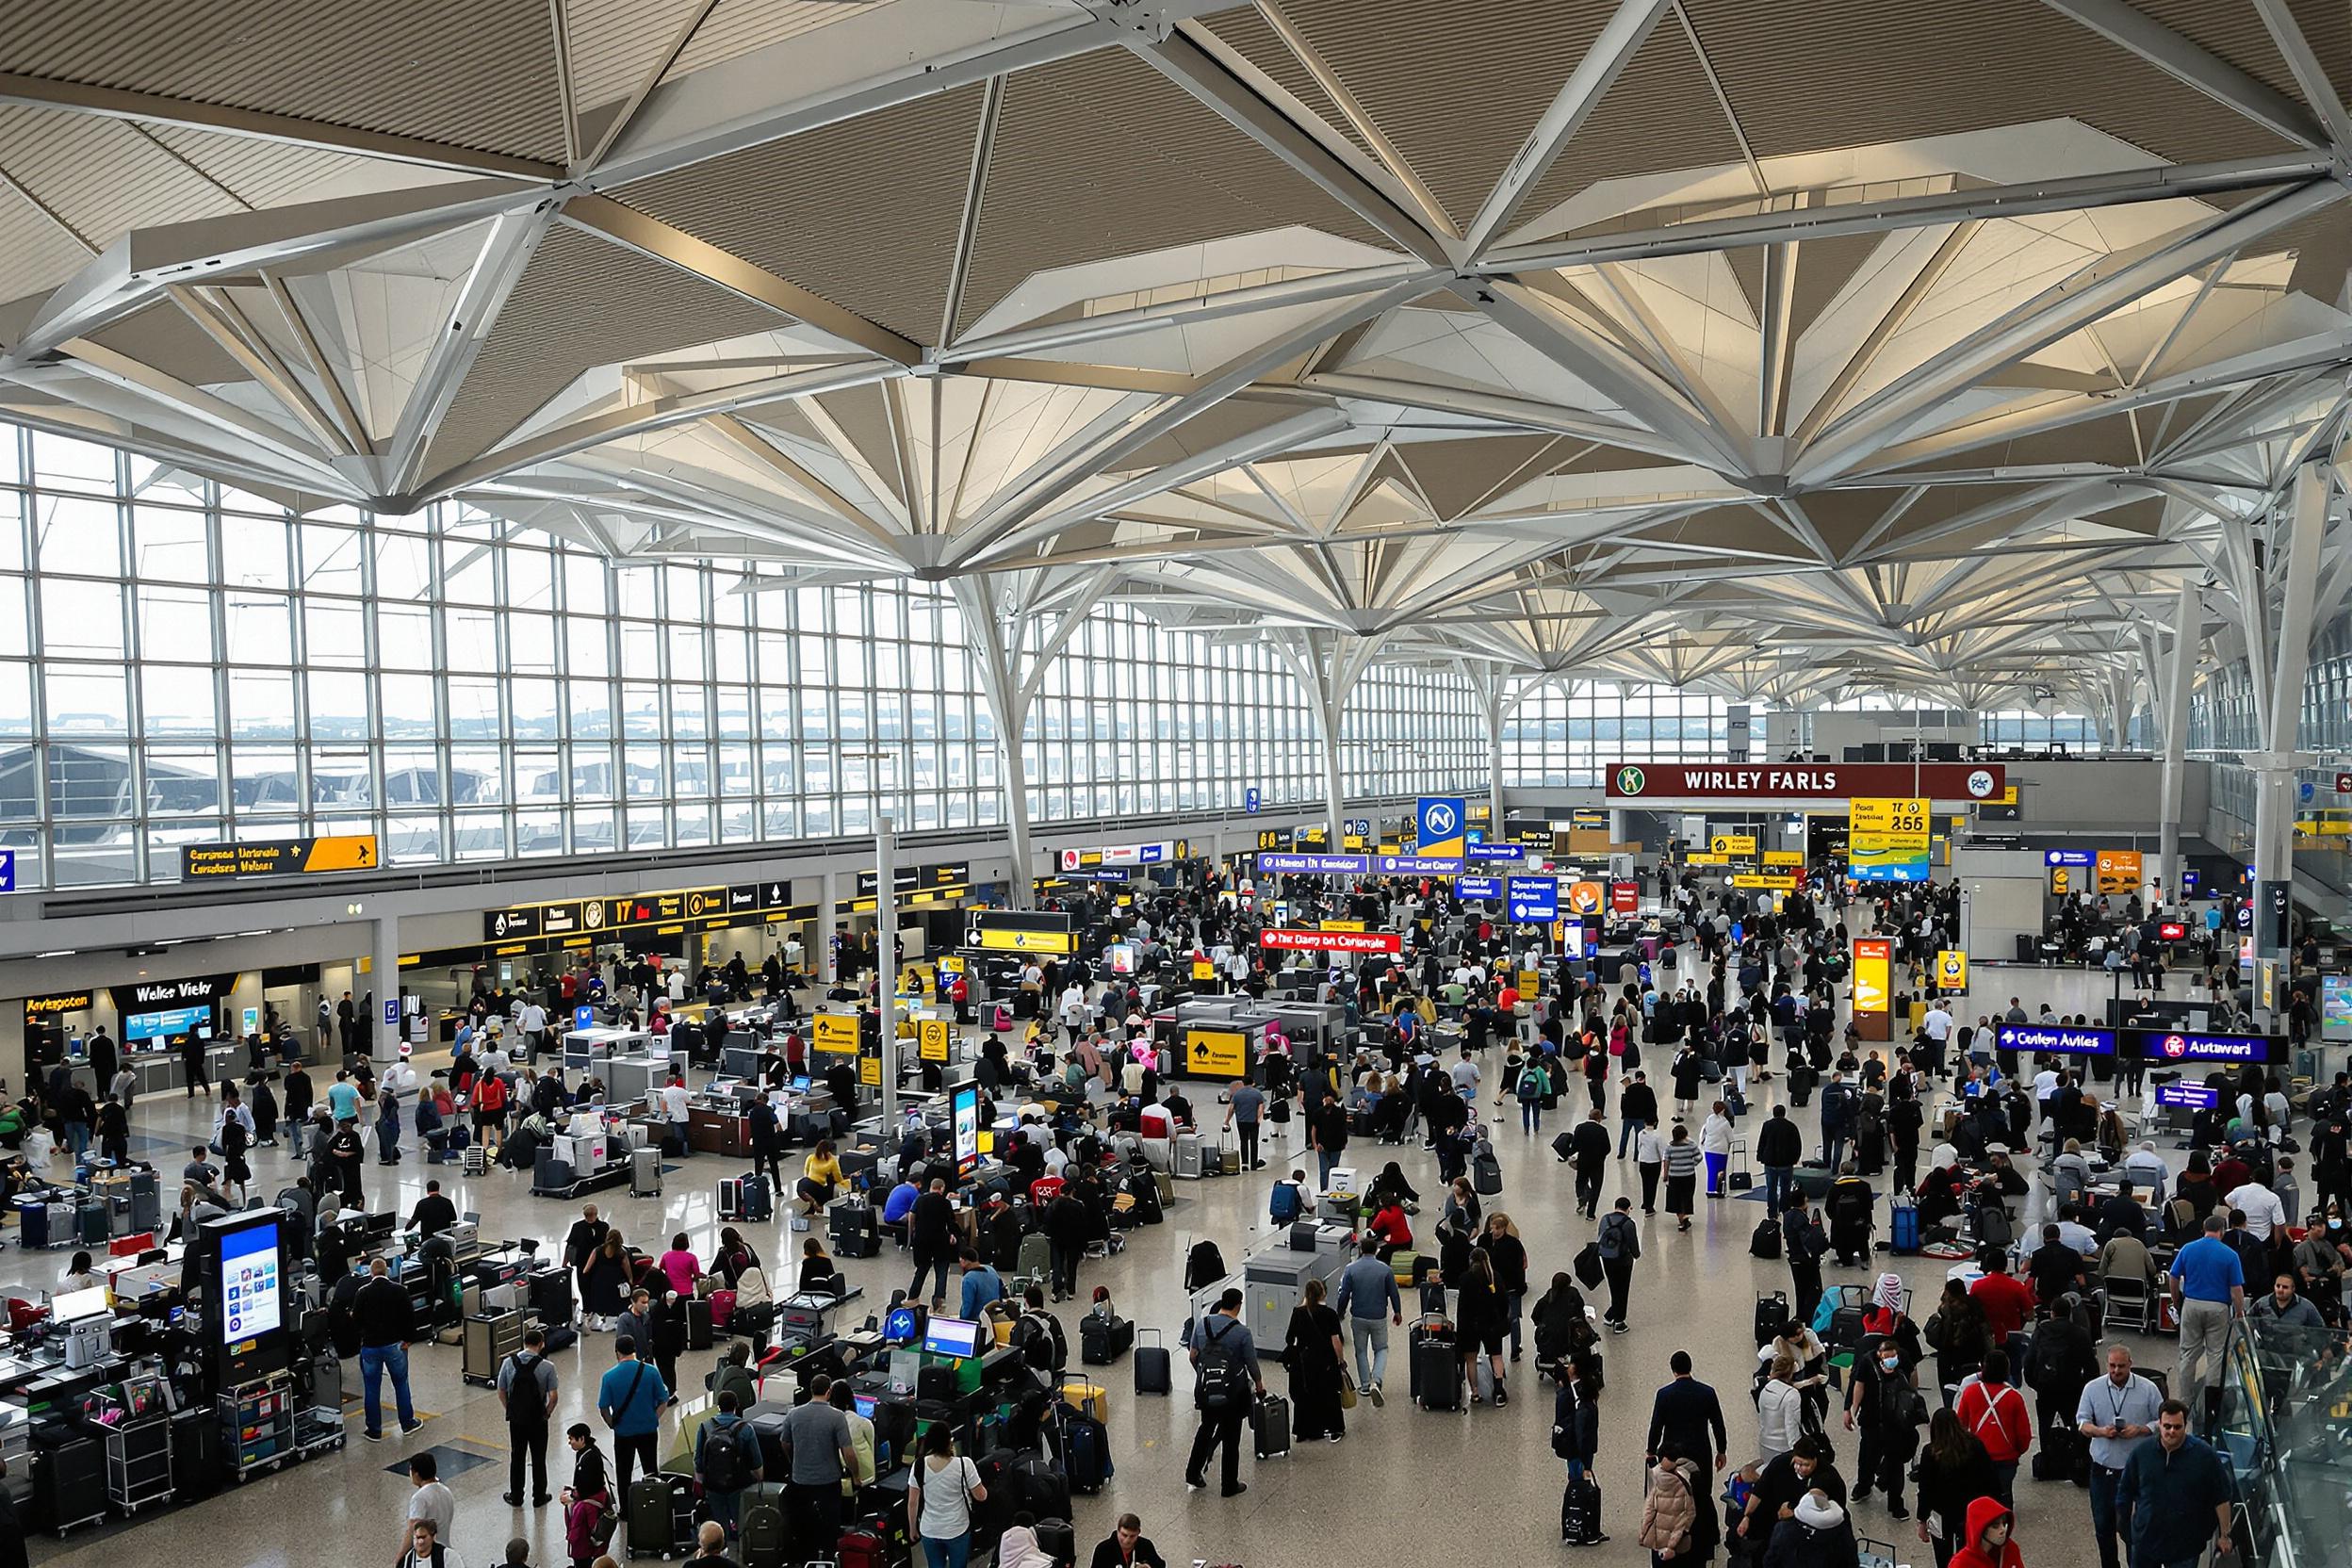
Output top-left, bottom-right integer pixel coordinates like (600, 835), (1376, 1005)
(596, 1334), (674, 1497)
(881, 1178), (921, 1245)
(1332, 1235), (1403, 1401)
(2115, 1398), (2233, 1568)
(2076, 1346), (2164, 1568)
(2166, 1214), (2245, 1413)
(956, 1250), (1005, 1321)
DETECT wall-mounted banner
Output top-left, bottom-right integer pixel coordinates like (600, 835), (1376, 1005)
(1466, 842), (1526, 862)
(1761, 850), (1804, 867)
(2095, 849), (2143, 895)
(1849, 797), (1930, 883)
(1415, 796), (1467, 858)
(918, 1018), (952, 1063)
(2126, 1028), (2278, 1064)
(112, 973), (238, 1013)
(1606, 762), (2004, 802)
(23, 990), (94, 1021)
(969, 909), (1075, 955)
(1609, 881), (1640, 914)
(1852, 939), (1892, 1040)
(1056, 842), (1168, 872)
(1377, 854), (1462, 874)
(1731, 874), (1799, 890)
(1457, 875), (1504, 900)
(857, 861), (969, 897)
(1564, 880), (1606, 915)
(1259, 927), (1403, 956)
(1258, 852), (1368, 874)
(1996, 1023), (2116, 1055)
(1184, 1028), (1249, 1079)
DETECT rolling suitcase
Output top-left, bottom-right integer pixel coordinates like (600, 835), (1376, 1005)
(1063, 1410), (1112, 1494)
(1755, 1291), (1789, 1346)
(1472, 1147), (1502, 1196)
(741, 1171), (773, 1221)
(838, 1527), (889, 1568)
(1411, 1317), (1460, 1411)
(1080, 1313), (1134, 1365)
(1561, 1474), (1603, 1544)
(76, 1197), (107, 1247)
(15, 1197), (49, 1250)
(717, 1177), (746, 1221)
(685, 1297), (713, 1351)
(1059, 1374), (1109, 1423)
(1251, 1392), (1291, 1458)
(828, 1196), (879, 1257)
(128, 1169), (161, 1233)
(1017, 1232), (1053, 1288)
(1889, 1197), (1920, 1255)
(1172, 1132), (1202, 1180)
(1133, 1328), (1171, 1395)
(631, 1147), (662, 1199)
(625, 1475), (680, 1559)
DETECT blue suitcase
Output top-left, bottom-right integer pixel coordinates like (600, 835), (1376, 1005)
(14, 1196), (48, 1250)
(1889, 1197), (1920, 1254)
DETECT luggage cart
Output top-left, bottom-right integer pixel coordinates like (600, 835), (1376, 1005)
(102, 1414), (173, 1515)
(219, 1373), (296, 1482)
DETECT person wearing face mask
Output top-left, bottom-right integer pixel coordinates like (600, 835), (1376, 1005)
(1947, 1498), (2023, 1568)
(1842, 1333), (1926, 1519)
(2292, 1211), (2348, 1324)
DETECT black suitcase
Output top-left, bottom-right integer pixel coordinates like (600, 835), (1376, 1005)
(1754, 1291), (1789, 1346)
(171, 1402), (221, 1500)
(1134, 1327), (1171, 1395)
(1411, 1318), (1461, 1411)
(35, 1435), (106, 1535)
(75, 1198), (107, 1247)
(531, 1265), (575, 1327)
(1561, 1475), (1603, 1544)
(626, 1474), (683, 1558)
(1035, 1519), (1077, 1565)
(1251, 1392), (1291, 1458)
(829, 1198), (881, 1258)
(683, 1297), (712, 1351)
(1080, 1313), (1134, 1365)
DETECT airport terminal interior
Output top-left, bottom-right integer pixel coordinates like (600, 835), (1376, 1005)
(1, 1), (2351, 1565)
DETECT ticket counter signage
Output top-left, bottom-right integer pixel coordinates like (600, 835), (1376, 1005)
(1609, 881), (1639, 914)
(812, 1013), (859, 1054)
(1995, 1023), (2115, 1055)
(919, 1018), (952, 1063)
(1849, 797), (1929, 883)
(1259, 928), (1402, 956)
(1193, 956), (1216, 981)
(2095, 849), (2143, 895)
(1852, 939), (1892, 1040)
(970, 909), (1074, 955)
(1730, 874), (1798, 890)
(1761, 850), (1802, 867)
(1184, 1028), (1249, 1079)
(1457, 875), (1502, 900)
(1259, 852), (1367, 874)
(1605, 762), (2004, 803)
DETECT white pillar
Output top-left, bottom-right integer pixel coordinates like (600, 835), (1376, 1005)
(2250, 461), (2328, 1020)
(2157, 580), (2197, 903)
(820, 870), (840, 984)
(876, 815), (899, 1121)
(999, 733), (1036, 909)
(370, 914), (401, 1064)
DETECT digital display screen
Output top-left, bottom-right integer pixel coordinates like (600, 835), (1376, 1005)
(2323, 975), (2352, 1043)
(1994, 1023), (2116, 1056)
(2125, 1028), (2278, 1065)
(855, 1395), (876, 1418)
(952, 1084), (980, 1178)
(883, 1306), (921, 1345)
(2157, 923), (2186, 941)
(2155, 1082), (2220, 1109)
(52, 1285), (108, 1323)
(922, 1315), (985, 1358)
(126, 1005), (212, 1041)
(219, 1219), (283, 1345)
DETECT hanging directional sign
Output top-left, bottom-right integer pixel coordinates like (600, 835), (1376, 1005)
(1457, 875), (1503, 900)
(1506, 875), (1558, 923)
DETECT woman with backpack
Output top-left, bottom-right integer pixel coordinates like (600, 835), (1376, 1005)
(1513, 1055), (1548, 1135)
(1532, 1271), (1599, 1383)
(1640, 1447), (1716, 1566)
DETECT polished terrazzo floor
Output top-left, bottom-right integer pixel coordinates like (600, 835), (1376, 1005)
(13, 959), (2201, 1567)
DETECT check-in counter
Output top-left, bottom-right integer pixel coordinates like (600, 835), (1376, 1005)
(688, 1103), (753, 1156)
(564, 1026), (646, 1073)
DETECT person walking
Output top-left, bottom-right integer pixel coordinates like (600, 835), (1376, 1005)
(1333, 1235), (1401, 1405)
(691, 1389), (762, 1540)
(1952, 1348), (2032, 1506)
(1946, 1499), (2023, 1568)
(1570, 1107), (1610, 1218)
(2076, 1346), (2163, 1568)
(595, 1336), (672, 1498)
(498, 1328), (560, 1507)
(1782, 1189), (1829, 1329)
(1223, 1078), (1266, 1171)
(1597, 1196), (1641, 1333)
(1757, 1105), (1803, 1219)
(907, 1425), (987, 1568)
(1700, 1102), (1734, 1199)
(1911, 1407), (1997, 1568)
(355, 1256), (423, 1443)
(2165, 1214), (2246, 1417)
(1664, 1123), (1700, 1232)
(1644, 1351), (1728, 1476)
(1456, 1249), (1510, 1406)
(1639, 1446), (1717, 1568)
(2115, 1398), (2235, 1568)
(1283, 1276), (1347, 1441)
(1619, 1070), (1658, 1158)
(1635, 1120), (1666, 1214)
(1553, 1352), (1607, 1545)
(1184, 1288), (1264, 1498)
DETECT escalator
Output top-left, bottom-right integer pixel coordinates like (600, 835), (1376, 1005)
(2207, 1316), (2352, 1566)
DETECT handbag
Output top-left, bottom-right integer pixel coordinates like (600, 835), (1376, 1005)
(1339, 1370), (1358, 1411)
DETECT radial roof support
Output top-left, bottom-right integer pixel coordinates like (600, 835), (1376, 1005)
(2039, 0), (2329, 148)
(953, 567), (1117, 906)
(2156, 579), (2199, 901)
(1268, 628), (1387, 848)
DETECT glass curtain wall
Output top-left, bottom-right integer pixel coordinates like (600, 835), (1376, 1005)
(0, 421), (1480, 890)
(1499, 679), (1731, 787)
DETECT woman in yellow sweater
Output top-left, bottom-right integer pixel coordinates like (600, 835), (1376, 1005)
(798, 1138), (844, 1225)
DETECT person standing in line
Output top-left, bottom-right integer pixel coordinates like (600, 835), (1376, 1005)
(1183, 1288), (1265, 1498)
(1644, 1350), (1729, 1477)
(498, 1327), (560, 1507)
(907, 1177), (958, 1312)
(1756, 1104), (1804, 1219)
(595, 1336), (672, 1499)
(1282, 1276), (1348, 1442)
(1597, 1196), (1641, 1334)
(2076, 1346), (2163, 1568)
(1664, 1123), (1700, 1232)
(355, 1256), (423, 1443)
(1333, 1235), (1401, 1406)
(1480, 1212), (1531, 1361)
(1910, 1408), (1996, 1568)
(1843, 1331), (1925, 1518)
(777, 1372), (857, 1551)
(2166, 1213), (2246, 1415)
(1951, 1348), (2032, 1506)
(1699, 1102), (1734, 1199)
(1782, 1188), (1830, 1329)
(1223, 1078), (1266, 1171)
(2115, 1398), (2234, 1568)
(691, 1389), (762, 1541)
(1455, 1249), (1509, 1406)
(907, 1424), (987, 1568)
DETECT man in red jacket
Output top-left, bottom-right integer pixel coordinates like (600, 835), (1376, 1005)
(1952, 1348), (2033, 1506)
(1968, 1251), (2036, 1343)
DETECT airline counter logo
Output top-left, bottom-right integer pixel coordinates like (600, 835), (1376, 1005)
(1614, 766), (1645, 796)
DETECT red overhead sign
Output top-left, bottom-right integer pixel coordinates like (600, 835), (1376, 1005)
(2337, 772), (2352, 793)
(1609, 881), (1640, 914)
(1259, 928), (1403, 956)
(1604, 762), (2005, 802)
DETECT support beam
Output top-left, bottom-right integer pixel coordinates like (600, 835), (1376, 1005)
(382, 209), (553, 498)
(1269, 629), (1387, 845)
(2252, 0), (2352, 151)
(2250, 460), (2329, 1015)
(1254, 0), (1457, 240)
(2040, 0), (2328, 148)
(2157, 580), (2197, 900)
(0, 71), (564, 180)
(1462, 0), (1673, 256)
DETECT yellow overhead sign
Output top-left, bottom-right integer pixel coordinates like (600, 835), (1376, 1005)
(1761, 850), (1803, 867)
(1184, 1028), (1248, 1079)
(974, 927), (1075, 955)
(1731, 874), (1798, 890)
(1936, 949), (1968, 989)
(1710, 833), (1757, 857)
(812, 1013), (859, 1054)
(1685, 852), (1730, 866)
(919, 1018), (951, 1063)
(182, 834), (381, 879)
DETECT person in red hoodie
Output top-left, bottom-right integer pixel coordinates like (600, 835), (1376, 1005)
(1947, 1496), (2024, 1568)
(1968, 1252), (2036, 1344)
(1952, 1348), (2033, 1507)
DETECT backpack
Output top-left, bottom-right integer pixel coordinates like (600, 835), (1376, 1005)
(1184, 1241), (1228, 1292)
(1517, 1069), (1544, 1102)
(1194, 1317), (1248, 1410)
(1268, 1183), (1301, 1225)
(1749, 1217), (1783, 1260)
(1017, 1310), (1065, 1372)
(699, 1418), (758, 1493)
(1597, 1212), (1640, 1262)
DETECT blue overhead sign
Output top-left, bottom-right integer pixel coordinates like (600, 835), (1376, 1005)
(0, 849), (12, 892)
(1995, 1023), (2115, 1055)
(1506, 875), (1558, 923)
(1415, 796), (1466, 858)
(1244, 788), (1260, 814)
(2128, 1028), (2278, 1064)
(1260, 852), (1368, 874)
(1378, 854), (1463, 875)
(2043, 849), (2096, 868)
(1467, 842), (1526, 862)
(2155, 1082), (2220, 1110)
(1456, 875), (1502, 900)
